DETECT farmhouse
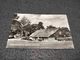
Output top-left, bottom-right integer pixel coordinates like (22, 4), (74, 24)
(30, 27), (72, 41)
(30, 28), (58, 40)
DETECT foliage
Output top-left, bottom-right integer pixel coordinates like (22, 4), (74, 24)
(47, 25), (56, 29)
(37, 22), (44, 30)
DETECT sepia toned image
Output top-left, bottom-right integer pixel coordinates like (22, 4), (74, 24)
(6, 13), (74, 49)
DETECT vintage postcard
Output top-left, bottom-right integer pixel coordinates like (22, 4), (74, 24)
(6, 13), (74, 49)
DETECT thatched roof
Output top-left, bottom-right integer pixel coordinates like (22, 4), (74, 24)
(30, 28), (58, 38)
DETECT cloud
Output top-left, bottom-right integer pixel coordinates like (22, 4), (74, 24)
(17, 13), (69, 29)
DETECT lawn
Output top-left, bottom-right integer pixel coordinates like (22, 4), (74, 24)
(6, 38), (74, 49)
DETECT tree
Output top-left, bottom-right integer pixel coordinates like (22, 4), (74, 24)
(47, 25), (56, 29)
(11, 20), (22, 33)
(30, 24), (38, 33)
(37, 22), (44, 30)
(9, 20), (22, 38)
(20, 17), (31, 37)
(13, 13), (19, 20)
(20, 16), (31, 27)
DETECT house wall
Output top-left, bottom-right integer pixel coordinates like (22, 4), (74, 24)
(47, 37), (55, 40)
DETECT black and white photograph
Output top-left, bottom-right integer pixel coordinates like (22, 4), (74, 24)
(6, 13), (74, 49)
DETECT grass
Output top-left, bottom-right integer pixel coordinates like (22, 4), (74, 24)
(6, 38), (74, 49)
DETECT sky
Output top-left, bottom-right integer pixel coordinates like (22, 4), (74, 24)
(17, 13), (70, 29)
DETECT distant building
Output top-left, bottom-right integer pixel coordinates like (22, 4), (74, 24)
(53, 27), (72, 41)
(54, 27), (71, 37)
